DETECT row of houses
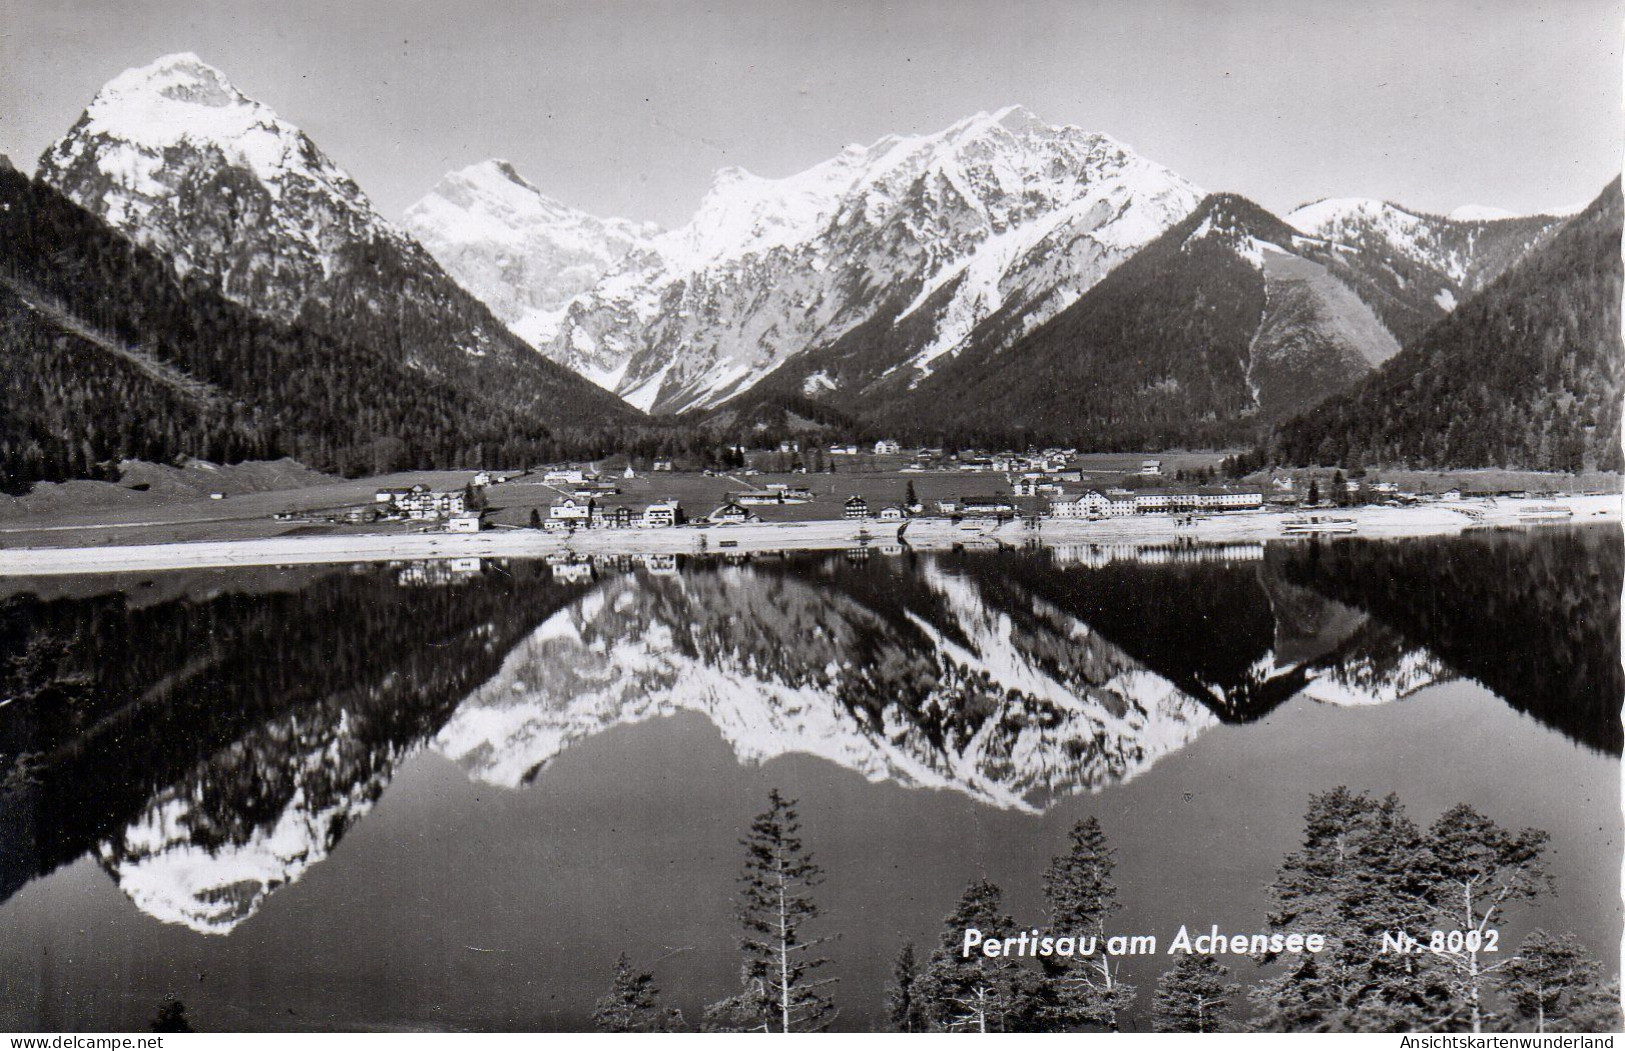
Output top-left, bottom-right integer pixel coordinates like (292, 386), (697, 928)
(819, 439), (905, 456)
(1051, 488), (1264, 518)
(547, 497), (686, 530)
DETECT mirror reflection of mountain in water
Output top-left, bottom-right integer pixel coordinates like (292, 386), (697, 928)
(1270, 526), (1624, 754)
(0, 563), (594, 932)
(0, 526), (1615, 934)
(436, 555), (1222, 811)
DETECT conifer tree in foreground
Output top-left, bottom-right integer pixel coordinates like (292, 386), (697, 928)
(1248, 788), (1453, 1031)
(1041, 817), (1134, 1030)
(1494, 931), (1607, 1033)
(702, 790), (836, 1032)
(1248, 789), (1582, 1033)
(914, 879), (1039, 1032)
(592, 952), (671, 1032)
(1152, 955), (1237, 1032)
(1422, 804), (1550, 1033)
(1560, 979), (1624, 1034)
(885, 942), (927, 1032)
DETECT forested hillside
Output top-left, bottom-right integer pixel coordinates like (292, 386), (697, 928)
(0, 170), (619, 491)
(859, 194), (1417, 448)
(1268, 180), (1622, 471)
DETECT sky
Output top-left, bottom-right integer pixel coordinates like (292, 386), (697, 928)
(1, 0), (1619, 228)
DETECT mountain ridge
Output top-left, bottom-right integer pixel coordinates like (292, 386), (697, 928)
(527, 106), (1205, 414)
(35, 53), (641, 429)
(1269, 179), (1622, 471)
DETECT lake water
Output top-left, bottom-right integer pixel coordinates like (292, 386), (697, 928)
(0, 526), (1618, 1031)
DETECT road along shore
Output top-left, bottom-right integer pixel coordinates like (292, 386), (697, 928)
(0, 494), (1615, 577)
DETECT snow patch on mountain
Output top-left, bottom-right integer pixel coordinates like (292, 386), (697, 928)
(403, 159), (660, 351)
(1287, 198), (1475, 284)
(1285, 197), (1562, 301)
(38, 53), (399, 304)
(543, 107), (1202, 409)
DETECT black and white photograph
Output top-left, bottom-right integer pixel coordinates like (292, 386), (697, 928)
(0, 0), (1620, 1037)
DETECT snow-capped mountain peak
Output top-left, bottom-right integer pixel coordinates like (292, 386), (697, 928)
(38, 52), (396, 312)
(529, 107), (1202, 412)
(1286, 195), (1564, 296)
(403, 159), (660, 352)
(44, 51), (381, 224)
(35, 53), (641, 427)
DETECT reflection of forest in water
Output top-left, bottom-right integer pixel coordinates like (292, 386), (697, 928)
(0, 525), (1617, 934)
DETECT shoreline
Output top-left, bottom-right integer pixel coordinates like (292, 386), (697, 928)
(0, 494), (1616, 577)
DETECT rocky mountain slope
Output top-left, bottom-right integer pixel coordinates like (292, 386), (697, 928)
(403, 160), (660, 368)
(857, 194), (1408, 446)
(0, 168), (587, 489)
(1286, 197), (1566, 314)
(405, 110), (1567, 443)
(532, 106), (1204, 414)
(1270, 179), (1621, 471)
(34, 53), (638, 428)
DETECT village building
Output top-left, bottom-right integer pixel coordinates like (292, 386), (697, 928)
(843, 495), (870, 520)
(471, 471), (492, 487)
(642, 500), (685, 528)
(959, 495), (1016, 517)
(1140, 488), (1264, 513)
(549, 497), (595, 529)
(1051, 487), (1263, 517)
(877, 505), (906, 520)
(652, 460), (674, 472)
(1141, 459), (1164, 476)
(376, 486), (467, 521)
(1051, 491), (1111, 518)
(543, 466), (593, 485)
(446, 512), (483, 533)
(1013, 478), (1066, 497)
(874, 439), (901, 455)
(604, 506), (636, 529)
(707, 501), (753, 525)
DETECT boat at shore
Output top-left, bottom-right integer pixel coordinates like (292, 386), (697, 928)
(1280, 515), (1359, 536)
